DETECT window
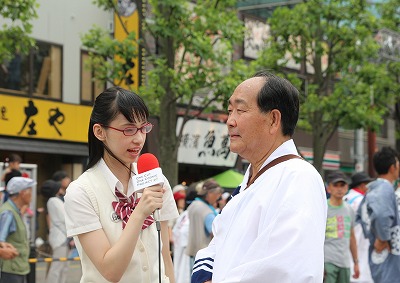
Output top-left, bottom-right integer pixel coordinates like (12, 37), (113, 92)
(80, 51), (105, 104)
(0, 41), (62, 100)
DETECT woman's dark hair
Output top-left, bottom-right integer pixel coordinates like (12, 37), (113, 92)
(86, 87), (149, 170)
(253, 71), (299, 137)
(52, 170), (68, 182)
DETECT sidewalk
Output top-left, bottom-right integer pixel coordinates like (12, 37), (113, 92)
(35, 261), (82, 283)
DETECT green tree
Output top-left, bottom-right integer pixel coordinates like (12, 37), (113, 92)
(376, 0), (400, 141)
(82, 0), (247, 185)
(0, 0), (38, 62)
(252, 0), (398, 173)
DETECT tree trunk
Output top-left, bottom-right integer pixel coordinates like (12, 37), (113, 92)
(310, 113), (328, 175)
(312, 130), (325, 175)
(159, 90), (179, 186)
(158, 31), (179, 186)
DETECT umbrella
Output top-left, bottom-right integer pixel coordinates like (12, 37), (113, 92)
(212, 169), (244, 189)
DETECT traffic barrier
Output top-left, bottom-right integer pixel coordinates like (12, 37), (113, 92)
(28, 257), (80, 263)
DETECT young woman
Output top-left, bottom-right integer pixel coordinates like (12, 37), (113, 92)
(64, 87), (178, 283)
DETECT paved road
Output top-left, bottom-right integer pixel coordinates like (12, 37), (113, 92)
(34, 261), (82, 283)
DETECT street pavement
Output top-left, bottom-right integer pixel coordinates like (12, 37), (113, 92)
(34, 261), (82, 283)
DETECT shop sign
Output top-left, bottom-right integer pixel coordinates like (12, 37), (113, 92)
(177, 117), (238, 167)
(0, 94), (91, 143)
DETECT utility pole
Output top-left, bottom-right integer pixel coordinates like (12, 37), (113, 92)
(354, 128), (365, 172)
(368, 85), (377, 177)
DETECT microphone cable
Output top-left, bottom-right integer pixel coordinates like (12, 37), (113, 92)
(155, 210), (161, 283)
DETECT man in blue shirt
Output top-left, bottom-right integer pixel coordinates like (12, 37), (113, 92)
(357, 147), (400, 283)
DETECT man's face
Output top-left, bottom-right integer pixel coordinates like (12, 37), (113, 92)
(21, 188), (32, 205)
(395, 159), (400, 179)
(327, 181), (348, 199)
(60, 176), (71, 195)
(226, 77), (272, 161)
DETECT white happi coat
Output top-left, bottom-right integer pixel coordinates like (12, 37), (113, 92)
(192, 140), (327, 283)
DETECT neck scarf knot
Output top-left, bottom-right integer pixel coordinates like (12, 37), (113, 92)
(112, 188), (154, 230)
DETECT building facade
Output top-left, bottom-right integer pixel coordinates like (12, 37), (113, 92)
(0, 0), (396, 237)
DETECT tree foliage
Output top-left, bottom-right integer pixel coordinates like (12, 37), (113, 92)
(376, 0), (400, 138)
(82, 0), (247, 184)
(0, 0), (38, 62)
(253, 0), (399, 172)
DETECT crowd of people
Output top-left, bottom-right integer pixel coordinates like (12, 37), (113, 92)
(0, 153), (73, 283)
(0, 72), (399, 283)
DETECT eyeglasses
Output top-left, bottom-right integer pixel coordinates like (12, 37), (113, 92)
(101, 123), (153, 136)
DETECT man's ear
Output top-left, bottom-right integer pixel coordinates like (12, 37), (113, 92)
(93, 124), (106, 141)
(390, 161), (399, 177)
(269, 109), (281, 134)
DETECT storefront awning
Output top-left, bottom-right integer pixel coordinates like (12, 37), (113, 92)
(299, 149), (340, 170)
(0, 136), (88, 156)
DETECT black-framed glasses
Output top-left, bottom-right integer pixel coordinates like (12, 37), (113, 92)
(101, 123), (153, 136)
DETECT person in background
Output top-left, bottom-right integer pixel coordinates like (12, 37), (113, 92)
(0, 176), (36, 283)
(324, 171), (360, 283)
(169, 184), (187, 252)
(187, 179), (223, 270)
(173, 209), (190, 283)
(1, 154), (22, 183)
(52, 171), (71, 196)
(171, 185), (190, 283)
(0, 242), (18, 260)
(0, 187), (5, 206)
(344, 172), (374, 283)
(357, 146), (400, 283)
(42, 179), (69, 283)
(64, 86), (178, 283)
(396, 180), (400, 216)
(51, 170), (76, 257)
(1, 154), (23, 204)
(216, 192), (230, 212)
(172, 184), (187, 215)
(192, 72), (327, 283)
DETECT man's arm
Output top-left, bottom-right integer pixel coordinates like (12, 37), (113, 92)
(374, 237), (391, 253)
(349, 228), (360, 279)
(0, 210), (16, 242)
(191, 238), (216, 283)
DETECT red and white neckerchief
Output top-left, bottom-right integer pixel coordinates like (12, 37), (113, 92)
(111, 188), (154, 230)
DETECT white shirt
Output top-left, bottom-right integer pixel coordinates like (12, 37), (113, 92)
(65, 159), (179, 283)
(47, 196), (67, 249)
(193, 140), (327, 283)
(344, 189), (374, 283)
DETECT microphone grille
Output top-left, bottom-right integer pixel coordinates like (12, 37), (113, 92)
(137, 153), (159, 173)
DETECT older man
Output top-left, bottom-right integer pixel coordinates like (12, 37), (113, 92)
(0, 176), (36, 283)
(192, 72), (327, 283)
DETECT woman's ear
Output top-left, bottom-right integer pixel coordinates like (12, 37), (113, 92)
(93, 124), (106, 141)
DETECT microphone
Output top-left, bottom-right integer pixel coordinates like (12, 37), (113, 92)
(133, 153), (164, 192)
(134, 153), (163, 228)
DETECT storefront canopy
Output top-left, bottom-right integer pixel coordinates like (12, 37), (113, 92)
(212, 169), (244, 189)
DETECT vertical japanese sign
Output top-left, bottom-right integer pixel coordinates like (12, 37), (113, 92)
(177, 117), (238, 167)
(114, 0), (140, 90)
